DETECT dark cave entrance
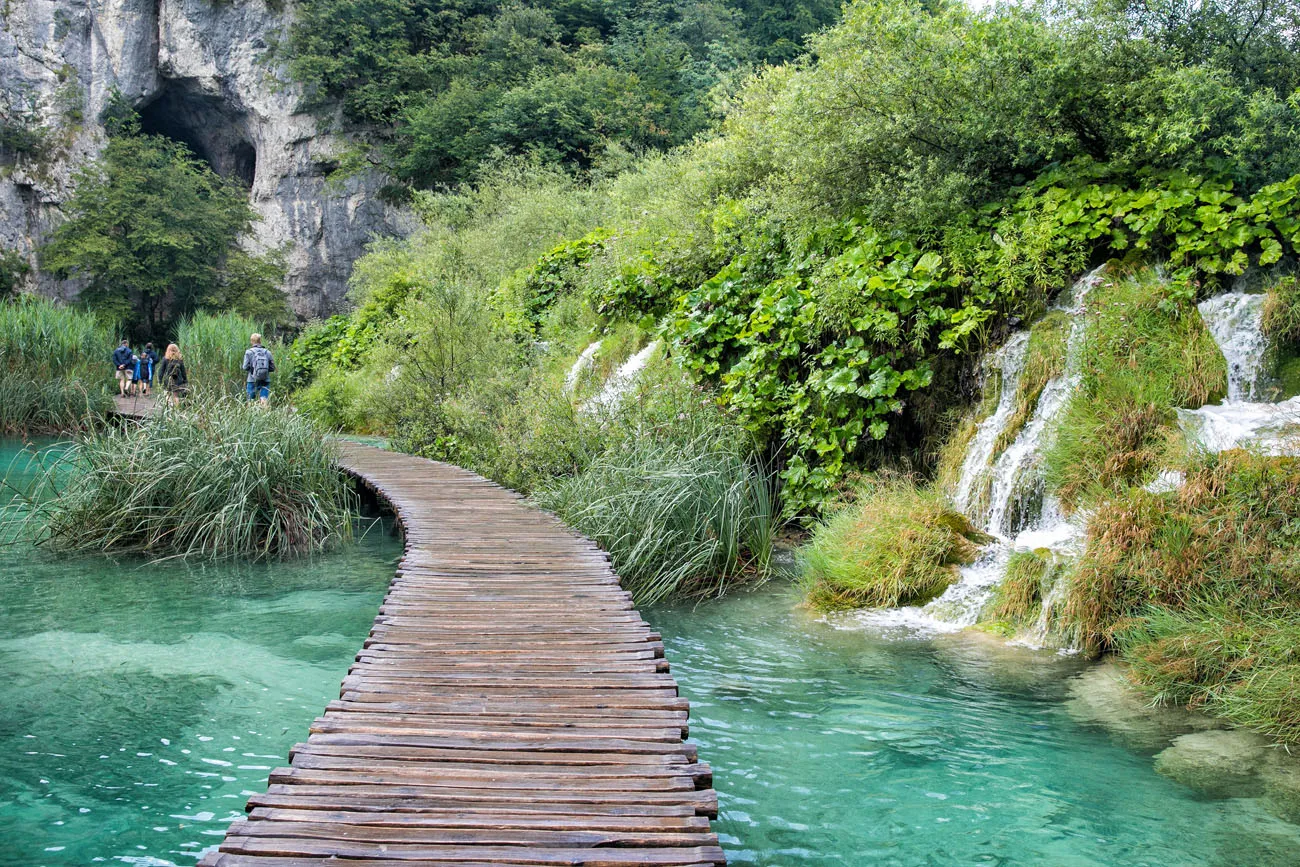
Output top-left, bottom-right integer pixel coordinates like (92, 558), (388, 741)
(137, 81), (257, 187)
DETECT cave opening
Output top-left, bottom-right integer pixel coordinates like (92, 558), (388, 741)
(137, 81), (257, 187)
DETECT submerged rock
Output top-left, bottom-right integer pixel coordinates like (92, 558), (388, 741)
(1153, 730), (1272, 798)
(1063, 661), (1221, 751)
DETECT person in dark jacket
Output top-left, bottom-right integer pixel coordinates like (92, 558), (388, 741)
(141, 342), (159, 396)
(156, 343), (188, 407)
(111, 339), (133, 396)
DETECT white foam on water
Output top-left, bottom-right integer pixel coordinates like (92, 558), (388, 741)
(582, 340), (660, 412)
(564, 340), (602, 394)
(1177, 397), (1300, 454)
(1197, 292), (1269, 402)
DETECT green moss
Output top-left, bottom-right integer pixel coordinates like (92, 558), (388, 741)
(1044, 269), (1227, 510)
(1262, 275), (1300, 399)
(802, 478), (991, 611)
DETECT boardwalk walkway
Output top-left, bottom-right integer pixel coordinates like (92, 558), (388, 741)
(195, 441), (724, 866)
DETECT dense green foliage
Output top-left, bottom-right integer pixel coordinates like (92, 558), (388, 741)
(286, 0), (839, 185)
(11, 402), (354, 560)
(802, 479), (987, 610)
(0, 296), (113, 433)
(40, 113), (287, 340)
(0, 250), (29, 300)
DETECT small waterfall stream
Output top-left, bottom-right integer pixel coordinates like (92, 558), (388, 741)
(848, 271), (1300, 645)
(564, 340), (602, 393)
(1178, 291), (1300, 454)
(849, 269), (1103, 639)
(582, 340), (661, 412)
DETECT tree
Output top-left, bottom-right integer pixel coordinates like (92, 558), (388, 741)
(41, 132), (287, 338)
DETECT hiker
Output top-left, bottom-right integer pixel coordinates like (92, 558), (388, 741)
(242, 333), (275, 406)
(130, 352), (143, 396)
(156, 343), (188, 407)
(111, 339), (133, 397)
(141, 342), (159, 396)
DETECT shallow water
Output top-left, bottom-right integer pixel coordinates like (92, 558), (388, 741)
(5, 439), (1300, 867)
(0, 441), (401, 866)
(649, 586), (1300, 866)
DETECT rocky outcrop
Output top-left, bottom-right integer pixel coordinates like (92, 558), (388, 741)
(0, 0), (413, 317)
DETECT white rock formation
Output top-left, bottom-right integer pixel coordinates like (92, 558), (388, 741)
(0, 0), (414, 316)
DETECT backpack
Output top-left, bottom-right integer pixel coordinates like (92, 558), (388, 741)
(250, 346), (273, 384)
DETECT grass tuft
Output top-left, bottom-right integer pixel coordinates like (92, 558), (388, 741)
(532, 428), (776, 607)
(7, 400), (353, 560)
(0, 296), (113, 432)
(802, 477), (990, 611)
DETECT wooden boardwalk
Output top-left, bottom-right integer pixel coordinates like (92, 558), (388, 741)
(197, 441), (724, 866)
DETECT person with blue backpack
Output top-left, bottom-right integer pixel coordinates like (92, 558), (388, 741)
(242, 333), (276, 406)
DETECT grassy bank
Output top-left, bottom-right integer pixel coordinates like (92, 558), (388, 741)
(0, 296), (113, 433)
(802, 479), (987, 610)
(11, 401), (353, 560)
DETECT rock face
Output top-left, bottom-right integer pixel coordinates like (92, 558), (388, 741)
(0, 0), (413, 317)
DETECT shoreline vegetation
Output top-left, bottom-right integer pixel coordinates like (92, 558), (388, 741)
(5, 400), (353, 561)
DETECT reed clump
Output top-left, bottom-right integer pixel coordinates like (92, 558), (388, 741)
(532, 429), (776, 606)
(0, 296), (113, 432)
(802, 478), (990, 611)
(13, 400), (353, 559)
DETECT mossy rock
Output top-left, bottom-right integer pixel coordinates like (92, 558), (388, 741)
(1063, 661), (1222, 752)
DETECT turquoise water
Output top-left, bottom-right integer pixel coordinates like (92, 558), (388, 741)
(5, 437), (1300, 866)
(649, 587), (1300, 866)
(0, 441), (401, 866)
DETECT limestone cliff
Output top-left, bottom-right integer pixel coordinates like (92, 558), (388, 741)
(0, 0), (413, 318)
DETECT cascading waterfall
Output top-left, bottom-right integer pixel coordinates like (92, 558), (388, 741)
(582, 340), (661, 412)
(564, 340), (602, 393)
(843, 271), (1299, 646)
(849, 268), (1104, 638)
(1177, 292), (1300, 454)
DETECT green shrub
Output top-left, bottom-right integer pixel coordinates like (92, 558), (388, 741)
(296, 367), (375, 432)
(533, 428), (776, 606)
(0, 295), (113, 432)
(1045, 270), (1227, 509)
(11, 400), (353, 559)
(802, 478), (989, 611)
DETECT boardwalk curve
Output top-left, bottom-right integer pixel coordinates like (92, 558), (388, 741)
(198, 441), (724, 866)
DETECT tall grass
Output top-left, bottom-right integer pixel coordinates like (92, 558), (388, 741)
(533, 430), (776, 606)
(1119, 605), (1300, 744)
(10, 400), (353, 559)
(802, 477), (989, 611)
(0, 295), (113, 432)
(176, 312), (295, 400)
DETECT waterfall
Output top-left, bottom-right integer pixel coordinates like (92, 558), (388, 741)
(564, 340), (602, 393)
(952, 332), (1030, 518)
(848, 269), (1103, 638)
(582, 341), (660, 412)
(1178, 291), (1300, 455)
(1196, 292), (1268, 401)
